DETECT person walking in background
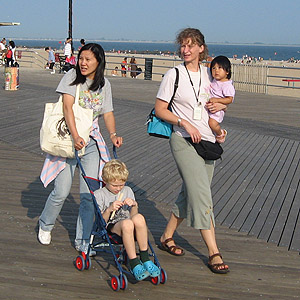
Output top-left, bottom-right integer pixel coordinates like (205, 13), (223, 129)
(64, 47), (77, 72)
(38, 43), (123, 254)
(44, 47), (56, 74)
(155, 28), (229, 274)
(130, 57), (137, 78)
(0, 38), (6, 65)
(207, 55), (235, 143)
(6, 40), (16, 67)
(78, 38), (85, 51)
(121, 57), (127, 77)
(64, 37), (72, 60)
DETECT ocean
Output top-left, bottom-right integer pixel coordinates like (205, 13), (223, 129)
(11, 39), (300, 61)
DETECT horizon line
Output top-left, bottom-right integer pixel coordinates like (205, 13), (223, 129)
(4, 37), (300, 47)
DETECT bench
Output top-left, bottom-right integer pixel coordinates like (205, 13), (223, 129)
(282, 79), (300, 88)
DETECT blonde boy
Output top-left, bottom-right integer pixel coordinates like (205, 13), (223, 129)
(94, 159), (160, 281)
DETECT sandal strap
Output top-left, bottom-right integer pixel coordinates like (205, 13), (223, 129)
(168, 245), (182, 251)
(163, 237), (174, 244)
(209, 252), (222, 263)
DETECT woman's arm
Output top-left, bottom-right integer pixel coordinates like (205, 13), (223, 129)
(103, 111), (123, 147)
(62, 93), (85, 150)
(155, 98), (202, 143)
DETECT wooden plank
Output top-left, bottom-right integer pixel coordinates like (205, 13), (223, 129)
(269, 143), (300, 248)
(242, 139), (291, 235)
(220, 135), (276, 227)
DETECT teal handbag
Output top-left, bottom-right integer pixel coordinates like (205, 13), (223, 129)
(146, 67), (179, 139)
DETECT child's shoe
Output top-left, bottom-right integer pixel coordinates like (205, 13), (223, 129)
(143, 260), (160, 277)
(132, 263), (150, 281)
(216, 129), (227, 143)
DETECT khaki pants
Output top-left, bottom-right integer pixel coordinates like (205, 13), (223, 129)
(170, 133), (215, 230)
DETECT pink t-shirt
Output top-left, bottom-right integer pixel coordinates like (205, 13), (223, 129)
(208, 79), (235, 123)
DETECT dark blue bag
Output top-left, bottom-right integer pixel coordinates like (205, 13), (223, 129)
(146, 68), (179, 139)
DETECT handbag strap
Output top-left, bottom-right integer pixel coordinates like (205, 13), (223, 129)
(57, 85), (80, 104)
(74, 85), (80, 104)
(167, 67), (179, 110)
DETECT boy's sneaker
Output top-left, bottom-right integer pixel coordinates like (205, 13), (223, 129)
(132, 263), (150, 281)
(50, 70), (55, 74)
(38, 227), (51, 245)
(143, 260), (160, 277)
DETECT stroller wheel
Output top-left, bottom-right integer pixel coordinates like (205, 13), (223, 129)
(119, 274), (128, 290)
(75, 255), (85, 271)
(85, 256), (92, 270)
(160, 268), (167, 284)
(111, 275), (120, 291)
(150, 274), (161, 285)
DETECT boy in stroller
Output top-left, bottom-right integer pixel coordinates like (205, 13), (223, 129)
(94, 159), (160, 281)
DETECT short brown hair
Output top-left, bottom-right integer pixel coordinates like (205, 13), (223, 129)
(176, 28), (208, 62)
(102, 159), (129, 183)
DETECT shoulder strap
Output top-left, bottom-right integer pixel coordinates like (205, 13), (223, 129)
(168, 67), (179, 109)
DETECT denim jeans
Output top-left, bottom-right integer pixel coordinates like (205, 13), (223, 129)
(39, 139), (100, 252)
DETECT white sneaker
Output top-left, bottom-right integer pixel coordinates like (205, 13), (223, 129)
(38, 227), (51, 245)
(89, 250), (96, 257)
(50, 70), (55, 74)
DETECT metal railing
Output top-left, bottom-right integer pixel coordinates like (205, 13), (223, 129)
(12, 50), (300, 96)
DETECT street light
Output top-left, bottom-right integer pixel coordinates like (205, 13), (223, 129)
(68, 0), (72, 45)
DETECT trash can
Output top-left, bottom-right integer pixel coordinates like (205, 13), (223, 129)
(144, 58), (153, 80)
(5, 67), (19, 90)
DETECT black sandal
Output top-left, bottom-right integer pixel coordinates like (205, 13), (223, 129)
(208, 253), (229, 274)
(158, 238), (185, 256)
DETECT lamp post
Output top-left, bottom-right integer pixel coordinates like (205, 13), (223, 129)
(68, 0), (73, 45)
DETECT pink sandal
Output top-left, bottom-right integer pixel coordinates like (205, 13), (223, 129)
(216, 129), (227, 143)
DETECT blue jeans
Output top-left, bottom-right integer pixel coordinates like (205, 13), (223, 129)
(39, 139), (100, 252)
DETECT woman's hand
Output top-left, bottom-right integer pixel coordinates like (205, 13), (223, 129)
(73, 136), (85, 150)
(181, 119), (202, 144)
(110, 134), (123, 148)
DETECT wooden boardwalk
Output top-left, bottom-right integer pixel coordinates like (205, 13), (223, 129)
(0, 68), (299, 299)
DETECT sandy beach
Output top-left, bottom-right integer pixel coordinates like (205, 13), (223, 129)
(13, 47), (300, 98)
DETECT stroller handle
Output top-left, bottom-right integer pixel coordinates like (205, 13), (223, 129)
(75, 145), (118, 176)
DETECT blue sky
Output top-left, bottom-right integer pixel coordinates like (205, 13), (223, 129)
(1, 0), (300, 45)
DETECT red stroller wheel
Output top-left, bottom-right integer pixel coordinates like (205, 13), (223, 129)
(119, 274), (128, 290)
(151, 275), (161, 285)
(160, 268), (167, 284)
(111, 275), (120, 291)
(75, 255), (85, 271)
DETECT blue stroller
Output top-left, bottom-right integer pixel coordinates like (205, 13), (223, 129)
(73, 148), (167, 291)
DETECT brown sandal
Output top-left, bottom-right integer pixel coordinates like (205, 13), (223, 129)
(208, 253), (230, 274)
(158, 238), (185, 256)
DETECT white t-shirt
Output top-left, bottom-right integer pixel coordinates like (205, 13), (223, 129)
(64, 43), (71, 57)
(0, 42), (5, 51)
(156, 63), (215, 142)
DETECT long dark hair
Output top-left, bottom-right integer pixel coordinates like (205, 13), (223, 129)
(71, 43), (106, 91)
